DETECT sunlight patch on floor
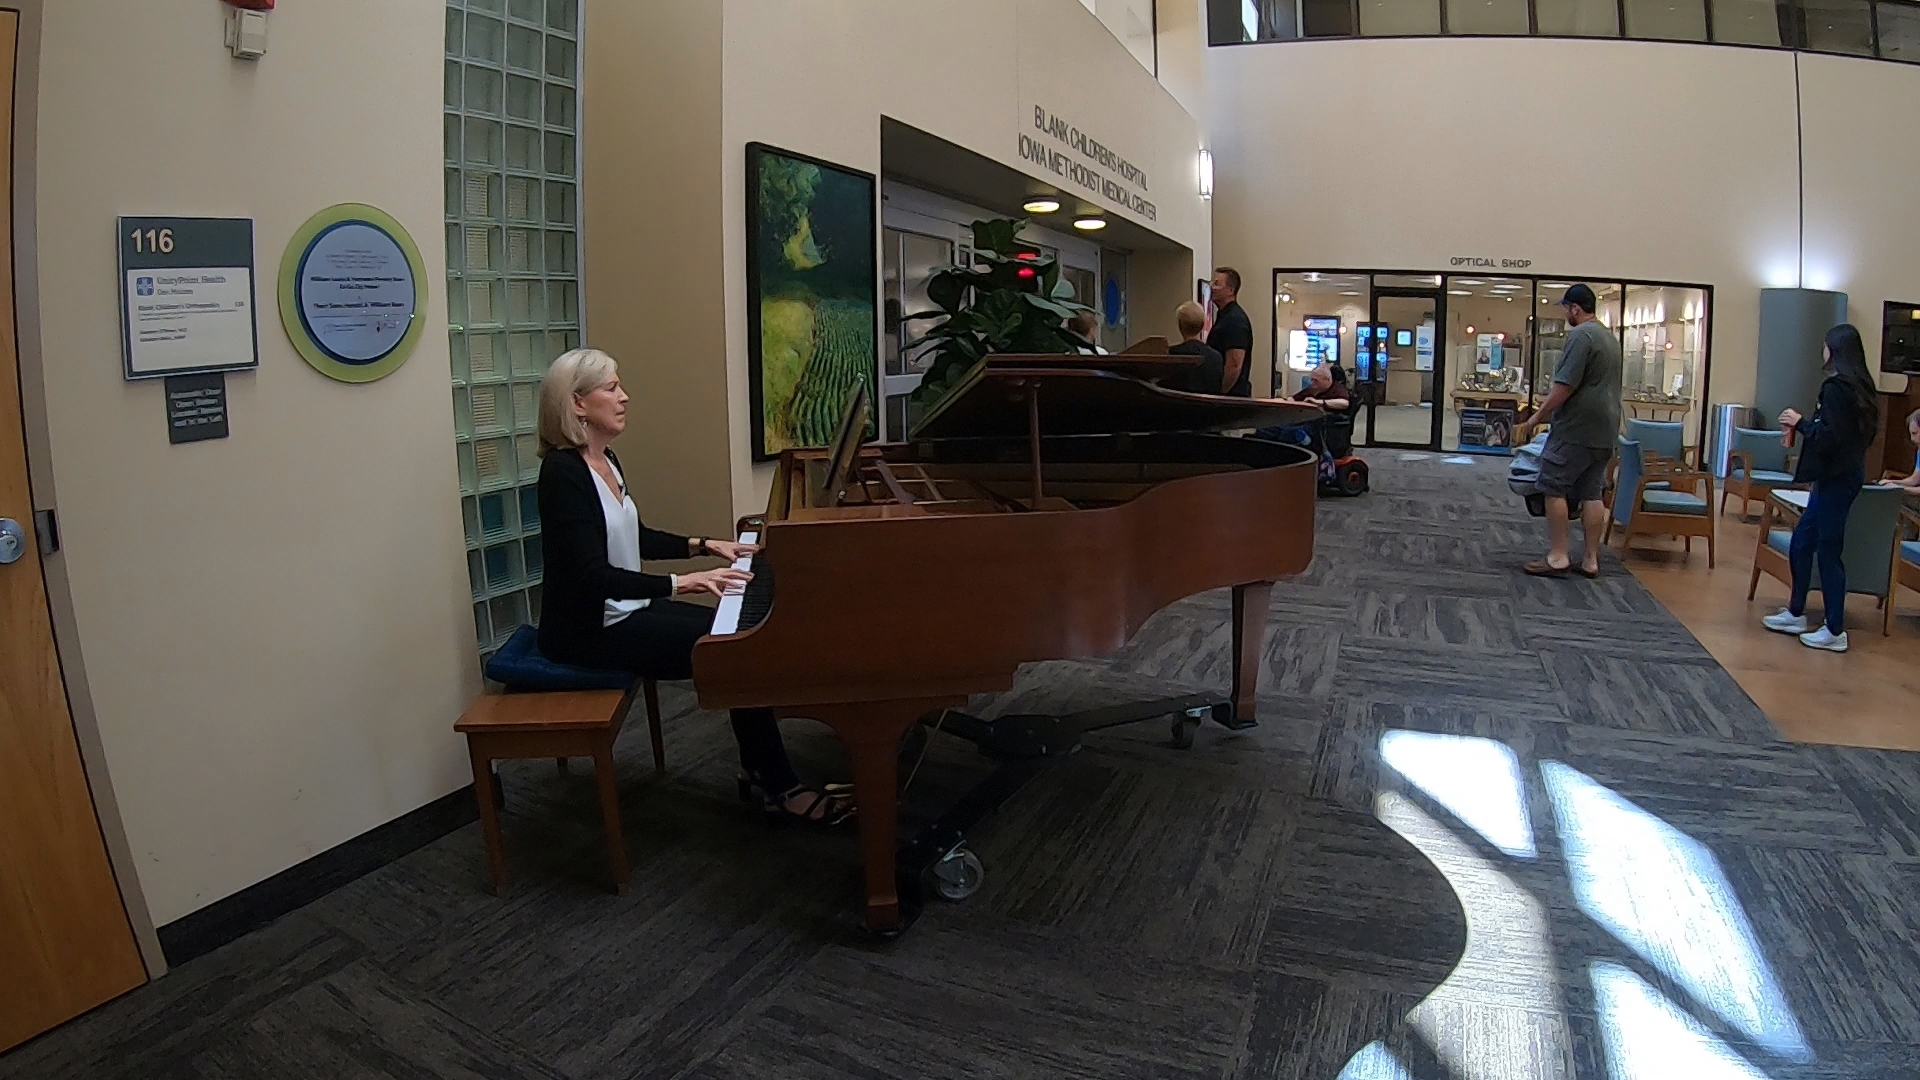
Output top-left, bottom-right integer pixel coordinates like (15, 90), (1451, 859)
(1381, 731), (1537, 858)
(1544, 763), (1812, 1063)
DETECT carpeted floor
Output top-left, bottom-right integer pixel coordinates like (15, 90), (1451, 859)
(7, 454), (1920, 1079)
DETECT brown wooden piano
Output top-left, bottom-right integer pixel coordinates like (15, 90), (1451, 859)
(692, 345), (1323, 935)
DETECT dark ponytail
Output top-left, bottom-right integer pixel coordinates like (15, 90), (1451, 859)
(1822, 324), (1879, 440)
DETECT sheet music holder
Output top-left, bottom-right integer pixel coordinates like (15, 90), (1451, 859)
(813, 379), (871, 508)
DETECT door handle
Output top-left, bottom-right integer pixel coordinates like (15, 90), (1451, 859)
(0, 518), (24, 565)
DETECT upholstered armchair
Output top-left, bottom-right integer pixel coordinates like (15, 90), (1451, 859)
(1748, 485), (1908, 636)
(1606, 435), (1717, 567)
(1722, 426), (1798, 521)
(1624, 418), (1693, 467)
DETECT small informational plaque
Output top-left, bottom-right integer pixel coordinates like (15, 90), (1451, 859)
(278, 203), (427, 384)
(118, 217), (259, 380)
(164, 371), (229, 444)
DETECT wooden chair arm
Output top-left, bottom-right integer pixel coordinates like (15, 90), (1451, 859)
(1728, 449), (1753, 476)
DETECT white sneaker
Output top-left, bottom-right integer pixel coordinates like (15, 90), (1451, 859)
(1799, 627), (1849, 652)
(1762, 609), (1808, 634)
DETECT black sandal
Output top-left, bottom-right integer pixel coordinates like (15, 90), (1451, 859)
(737, 773), (856, 827)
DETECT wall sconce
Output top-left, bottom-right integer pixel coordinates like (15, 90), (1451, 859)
(1198, 149), (1214, 200)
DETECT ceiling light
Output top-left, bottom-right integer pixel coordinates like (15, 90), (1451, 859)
(1448, 289), (1471, 296)
(1072, 215), (1107, 231)
(1465, 325), (1475, 334)
(1506, 297), (1514, 302)
(1022, 197), (1062, 214)
(1456, 278), (1485, 285)
(1544, 282), (1570, 289)
(1340, 291), (1361, 296)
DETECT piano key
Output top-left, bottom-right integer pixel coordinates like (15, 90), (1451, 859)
(709, 530), (758, 636)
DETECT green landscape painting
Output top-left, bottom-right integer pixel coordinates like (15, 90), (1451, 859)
(746, 143), (878, 460)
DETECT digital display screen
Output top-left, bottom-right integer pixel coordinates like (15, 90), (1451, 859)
(1396, 329), (1413, 347)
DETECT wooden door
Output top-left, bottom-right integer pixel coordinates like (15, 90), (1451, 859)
(0, 9), (148, 1050)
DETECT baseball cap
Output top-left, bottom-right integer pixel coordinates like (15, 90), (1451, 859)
(1559, 283), (1597, 313)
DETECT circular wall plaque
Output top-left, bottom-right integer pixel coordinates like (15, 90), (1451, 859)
(278, 204), (427, 383)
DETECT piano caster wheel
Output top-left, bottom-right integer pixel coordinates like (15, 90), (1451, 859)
(1170, 707), (1206, 750)
(933, 846), (984, 901)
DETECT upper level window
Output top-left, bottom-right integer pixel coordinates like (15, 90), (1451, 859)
(1208, 0), (1920, 60)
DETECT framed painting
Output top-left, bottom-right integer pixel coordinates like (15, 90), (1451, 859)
(746, 142), (879, 461)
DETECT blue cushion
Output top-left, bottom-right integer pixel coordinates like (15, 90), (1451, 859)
(1642, 490), (1709, 516)
(483, 625), (633, 692)
(1903, 540), (1920, 566)
(1731, 468), (1795, 484)
(1767, 529), (1793, 556)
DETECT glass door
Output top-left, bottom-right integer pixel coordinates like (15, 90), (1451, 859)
(1368, 288), (1446, 449)
(880, 227), (954, 441)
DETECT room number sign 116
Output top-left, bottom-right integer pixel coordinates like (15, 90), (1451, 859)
(129, 227), (174, 254)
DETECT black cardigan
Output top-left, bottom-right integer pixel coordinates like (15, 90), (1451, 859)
(536, 447), (692, 665)
(1791, 375), (1874, 485)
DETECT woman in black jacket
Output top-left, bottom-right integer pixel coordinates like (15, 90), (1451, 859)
(535, 348), (852, 824)
(1761, 324), (1880, 652)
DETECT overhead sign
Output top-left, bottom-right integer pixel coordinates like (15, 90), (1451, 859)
(278, 203), (427, 383)
(1018, 106), (1157, 222)
(1450, 255), (1533, 270)
(117, 217), (259, 381)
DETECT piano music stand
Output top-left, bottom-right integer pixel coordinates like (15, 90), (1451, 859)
(813, 380), (871, 508)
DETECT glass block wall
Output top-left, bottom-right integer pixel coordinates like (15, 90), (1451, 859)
(444, 0), (582, 652)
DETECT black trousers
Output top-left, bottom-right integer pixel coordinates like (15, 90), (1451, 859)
(571, 600), (799, 793)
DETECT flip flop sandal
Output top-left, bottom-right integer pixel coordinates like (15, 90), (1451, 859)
(1575, 565), (1600, 579)
(1523, 560), (1571, 578)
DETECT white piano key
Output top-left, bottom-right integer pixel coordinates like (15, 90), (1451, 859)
(709, 530), (758, 635)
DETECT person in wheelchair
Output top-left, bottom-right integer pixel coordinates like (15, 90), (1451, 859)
(1256, 363), (1354, 457)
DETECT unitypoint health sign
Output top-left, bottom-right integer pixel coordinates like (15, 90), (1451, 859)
(1018, 106), (1157, 222)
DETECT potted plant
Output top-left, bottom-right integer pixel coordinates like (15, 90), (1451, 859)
(906, 218), (1092, 407)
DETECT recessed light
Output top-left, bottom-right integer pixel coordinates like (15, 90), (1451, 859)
(1340, 291), (1361, 296)
(1456, 279), (1485, 285)
(1448, 289), (1471, 296)
(1506, 297), (1514, 302)
(1022, 197), (1062, 214)
(1072, 215), (1107, 231)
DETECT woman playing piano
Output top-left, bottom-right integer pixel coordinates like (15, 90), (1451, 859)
(534, 348), (854, 826)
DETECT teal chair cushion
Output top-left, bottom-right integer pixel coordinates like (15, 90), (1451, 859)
(1731, 468), (1795, 484)
(1625, 418), (1685, 461)
(1730, 427), (1791, 474)
(1643, 490), (1709, 516)
(1767, 528), (1792, 556)
(1902, 540), (1920, 566)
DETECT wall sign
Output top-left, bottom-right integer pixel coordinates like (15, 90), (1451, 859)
(118, 217), (259, 380)
(278, 203), (427, 383)
(164, 371), (230, 444)
(1018, 106), (1156, 222)
(1450, 255), (1533, 270)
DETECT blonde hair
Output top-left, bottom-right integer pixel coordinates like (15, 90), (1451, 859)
(537, 348), (619, 455)
(1176, 301), (1207, 338)
(1069, 310), (1099, 337)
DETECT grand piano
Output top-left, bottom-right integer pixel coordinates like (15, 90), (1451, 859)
(693, 343), (1322, 935)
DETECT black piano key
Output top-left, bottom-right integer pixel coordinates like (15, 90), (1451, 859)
(738, 559), (773, 631)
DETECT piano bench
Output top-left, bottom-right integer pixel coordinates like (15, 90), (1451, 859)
(453, 681), (661, 897)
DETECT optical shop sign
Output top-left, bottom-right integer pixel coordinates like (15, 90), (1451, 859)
(1019, 107), (1156, 222)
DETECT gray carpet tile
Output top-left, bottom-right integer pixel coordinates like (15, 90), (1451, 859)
(10, 453), (1920, 1080)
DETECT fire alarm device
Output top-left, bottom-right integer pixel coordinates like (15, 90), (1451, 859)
(223, 0), (272, 59)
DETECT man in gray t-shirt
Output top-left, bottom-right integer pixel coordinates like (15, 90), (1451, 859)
(1514, 284), (1623, 578)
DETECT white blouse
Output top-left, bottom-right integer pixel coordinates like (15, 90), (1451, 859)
(591, 457), (670, 626)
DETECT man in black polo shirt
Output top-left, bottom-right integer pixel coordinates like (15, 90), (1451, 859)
(1167, 301), (1225, 394)
(1207, 266), (1255, 397)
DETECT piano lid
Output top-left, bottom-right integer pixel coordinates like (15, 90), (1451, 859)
(909, 356), (1324, 441)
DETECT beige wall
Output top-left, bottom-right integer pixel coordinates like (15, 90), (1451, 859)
(27, 0), (475, 924)
(1210, 38), (1838, 407)
(581, 1), (734, 541)
(720, 0), (1212, 517)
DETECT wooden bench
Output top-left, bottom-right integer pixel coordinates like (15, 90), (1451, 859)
(455, 679), (661, 895)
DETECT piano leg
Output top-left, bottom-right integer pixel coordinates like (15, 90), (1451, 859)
(1230, 581), (1273, 727)
(805, 696), (962, 936)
